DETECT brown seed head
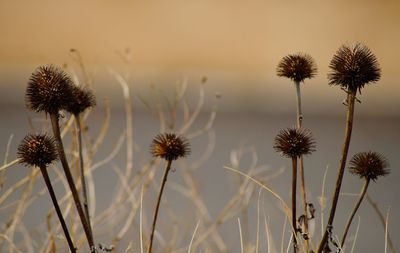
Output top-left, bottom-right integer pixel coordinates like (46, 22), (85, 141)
(277, 53), (317, 83)
(273, 128), (316, 158)
(349, 151), (389, 181)
(17, 133), (58, 168)
(328, 43), (381, 93)
(65, 86), (96, 115)
(150, 133), (190, 161)
(26, 65), (74, 114)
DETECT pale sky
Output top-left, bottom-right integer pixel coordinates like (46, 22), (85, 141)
(1, 0), (399, 115)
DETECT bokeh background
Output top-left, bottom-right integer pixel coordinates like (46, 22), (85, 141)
(0, 0), (399, 252)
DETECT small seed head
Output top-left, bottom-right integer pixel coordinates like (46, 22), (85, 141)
(150, 133), (190, 161)
(17, 133), (58, 168)
(26, 65), (74, 114)
(65, 86), (96, 115)
(273, 128), (316, 158)
(328, 43), (381, 93)
(277, 53), (317, 83)
(349, 151), (389, 181)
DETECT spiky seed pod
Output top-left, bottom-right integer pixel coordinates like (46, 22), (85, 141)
(17, 133), (58, 168)
(26, 65), (74, 114)
(273, 128), (316, 158)
(349, 151), (389, 181)
(65, 86), (96, 115)
(150, 133), (190, 161)
(277, 53), (317, 83)
(328, 43), (381, 93)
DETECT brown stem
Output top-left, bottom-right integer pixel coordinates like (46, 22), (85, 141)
(317, 90), (356, 253)
(291, 157), (298, 253)
(295, 81), (310, 252)
(40, 165), (76, 253)
(341, 179), (370, 247)
(147, 159), (172, 253)
(74, 114), (93, 238)
(50, 113), (95, 252)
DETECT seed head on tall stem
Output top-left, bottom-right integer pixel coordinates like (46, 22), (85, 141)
(317, 43), (381, 253)
(147, 133), (190, 253)
(18, 133), (76, 253)
(25, 65), (95, 252)
(274, 128), (316, 253)
(341, 152), (389, 248)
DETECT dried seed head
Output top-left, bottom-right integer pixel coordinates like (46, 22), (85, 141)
(65, 86), (96, 115)
(150, 133), (190, 161)
(328, 43), (381, 93)
(277, 53), (317, 83)
(273, 128), (316, 158)
(17, 133), (58, 168)
(349, 151), (389, 181)
(26, 65), (74, 114)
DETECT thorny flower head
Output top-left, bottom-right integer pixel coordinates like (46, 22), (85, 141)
(150, 133), (190, 161)
(273, 128), (316, 158)
(277, 53), (317, 83)
(26, 65), (74, 114)
(65, 86), (96, 115)
(328, 43), (381, 93)
(18, 133), (58, 168)
(349, 151), (389, 181)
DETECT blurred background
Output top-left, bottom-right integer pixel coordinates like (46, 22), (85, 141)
(0, 0), (399, 252)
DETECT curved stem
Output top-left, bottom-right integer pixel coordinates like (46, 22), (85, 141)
(317, 90), (356, 253)
(50, 113), (95, 252)
(291, 157), (298, 253)
(40, 166), (76, 253)
(147, 160), (172, 253)
(74, 114), (93, 238)
(341, 179), (370, 248)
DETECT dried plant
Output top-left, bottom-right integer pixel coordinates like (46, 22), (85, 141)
(17, 133), (76, 252)
(341, 152), (390, 247)
(318, 43), (381, 253)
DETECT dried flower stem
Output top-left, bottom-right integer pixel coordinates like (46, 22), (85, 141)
(291, 157), (298, 253)
(341, 179), (370, 247)
(295, 81), (310, 252)
(147, 159), (172, 253)
(50, 113), (95, 252)
(39, 165), (76, 253)
(74, 114), (93, 238)
(317, 90), (356, 253)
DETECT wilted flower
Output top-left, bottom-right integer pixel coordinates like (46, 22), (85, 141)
(328, 43), (381, 93)
(26, 65), (74, 114)
(277, 53), (317, 83)
(65, 86), (96, 115)
(18, 133), (58, 168)
(150, 133), (190, 161)
(273, 128), (316, 158)
(349, 151), (389, 181)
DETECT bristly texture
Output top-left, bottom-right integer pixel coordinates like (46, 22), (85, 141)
(328, 43), (381, 93)
(17, 133), (58, 168)
(273, 128), (316, 158)
(277, 53), (317, 83)
(349, 151), (389, 181)
(65, 86), (96, 115)
(26, 65), (74, 114)
(150, 133), (190, 161)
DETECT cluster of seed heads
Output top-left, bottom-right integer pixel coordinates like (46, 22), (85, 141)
(17, 133), (58, 168)
(150, 133), (190, 161)
(273, 128), (316, 158)
(349, 151), (389, 181)
(277, 53), (317, 83)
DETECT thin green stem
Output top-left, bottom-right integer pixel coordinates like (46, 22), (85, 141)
(291, 157), (298, 253)
(40, 165), (76, 253)
(147, 159), (172, 253)
(317, 90), (356, 253)
(341, 179), (370, 248)
(74, 114), (93, 238)
(50, 113), (95, 252)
